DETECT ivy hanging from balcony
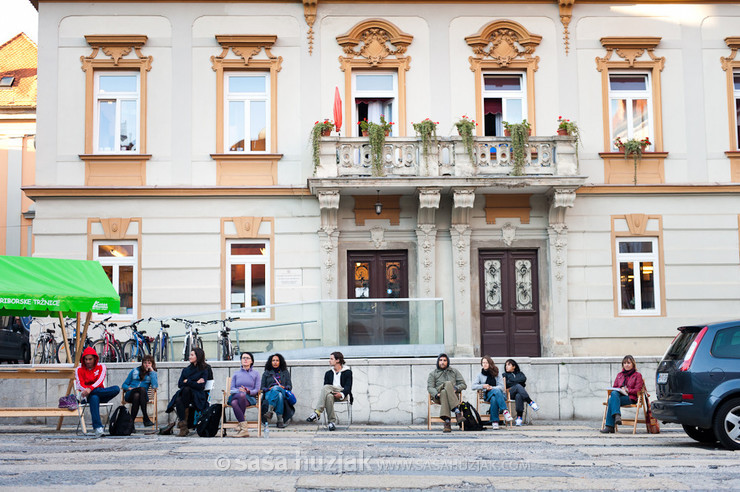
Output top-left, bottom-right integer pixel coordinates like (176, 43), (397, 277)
(412, 118), (439, 165)
(504, 120), (531, 176)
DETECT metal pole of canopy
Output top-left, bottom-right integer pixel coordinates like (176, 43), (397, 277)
(58, 311), (72, 364)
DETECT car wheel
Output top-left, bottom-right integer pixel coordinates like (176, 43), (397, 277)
(713, 397), (740, 451)
(22, 345), (30, 365)
(682, 424), (717, 443)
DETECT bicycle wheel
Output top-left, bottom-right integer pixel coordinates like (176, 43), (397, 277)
(183, 337), (192, 361)
(33, 339), (46, 364)
(122, 339), (140, 362)
(92, 339), (118, 363)
(153, 335), (161, 362)
(161, 333), (169, 362)
(196, 337), (203, 351)
(218, 338), (227, 361)
(56, 341), (73, 364)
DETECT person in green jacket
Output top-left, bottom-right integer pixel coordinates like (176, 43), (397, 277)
(427, 353), (467, 433)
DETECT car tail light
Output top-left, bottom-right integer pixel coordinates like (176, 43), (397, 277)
(681, 394), (694, 401)
(679, 326), (708, 371)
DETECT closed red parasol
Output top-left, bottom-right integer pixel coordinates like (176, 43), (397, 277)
(333, 86), (343, 134)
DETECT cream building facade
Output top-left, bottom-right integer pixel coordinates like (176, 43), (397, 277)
(28, 0), (740, 357)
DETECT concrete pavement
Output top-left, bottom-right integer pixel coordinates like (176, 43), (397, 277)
(0, 420), (737, 490)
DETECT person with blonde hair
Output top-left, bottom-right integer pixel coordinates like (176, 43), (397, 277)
(601, 355), (644, 433)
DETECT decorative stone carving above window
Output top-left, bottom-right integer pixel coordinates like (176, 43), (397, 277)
(596, 37), (663, 69)
(81, 35), (151, 68)
(211, 35), (282, 70)
(336, 19), (413, 68)
(465, 20), (542, 69)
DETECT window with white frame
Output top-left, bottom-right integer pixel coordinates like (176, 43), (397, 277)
(227, 240), (270, 317)
(609, 72), (653, 151)
(94, 72), (140, 153)
(734, 70), (740, 148)
(616, 238), (660, 315)
(353, 71), (398, 136)
(94, 241), (137, 318)
(226, 73), (270, 152)
(482, 73), (526, 137)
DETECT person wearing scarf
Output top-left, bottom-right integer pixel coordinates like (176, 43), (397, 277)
(472, 356), (512, 429)
(601, 354), (644, 433)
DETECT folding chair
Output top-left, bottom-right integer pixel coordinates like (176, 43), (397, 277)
(601, 388), (647, 434)
(76, 392), (115, 435)
(476, 389), (513, 428)
(121, 388), (158, 428)
(427, 391), (462, 430)
(320, 397), (353, 430)
(219, 376), (263, 438)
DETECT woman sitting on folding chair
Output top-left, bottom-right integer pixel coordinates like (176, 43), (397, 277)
(122, 355), (158, 427)
(601, 354), (644, 434)
(261, 353), (295, 428)
(229, 352), (261, 437)
(503, 358), (540, 426)
(166, 348), (208, 437)
(471, 355), (512, 429)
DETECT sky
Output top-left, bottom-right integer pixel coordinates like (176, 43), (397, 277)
(0, 0), (38, 45)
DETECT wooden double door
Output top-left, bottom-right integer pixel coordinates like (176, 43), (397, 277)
(479, 250), (541, 357)
(347, 250), (409, 345)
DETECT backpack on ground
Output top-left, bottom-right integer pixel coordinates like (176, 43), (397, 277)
(459, 401), (484, 431)
(196, 403), (222, 437)
(108, 405), (135, 436)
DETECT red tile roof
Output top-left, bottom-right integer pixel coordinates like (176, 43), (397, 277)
(0, 33), (37, 109)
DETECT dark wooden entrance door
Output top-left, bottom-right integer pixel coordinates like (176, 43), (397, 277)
(479, 250), (540, 357)
(347, 250), (409, 345)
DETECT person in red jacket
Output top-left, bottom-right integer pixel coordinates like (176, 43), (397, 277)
(75, 346), (120, 437)
(601, 354), (644, 433)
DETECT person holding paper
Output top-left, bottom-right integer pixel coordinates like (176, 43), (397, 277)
(601, 355), (644, 433)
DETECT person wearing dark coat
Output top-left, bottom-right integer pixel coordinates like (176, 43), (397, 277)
(260, 353), (295, 427)
(166, 347), (209, 436)
(503, 358), (539, 426)
(305, 352), (353, 431)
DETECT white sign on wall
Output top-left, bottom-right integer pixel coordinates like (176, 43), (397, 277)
(275, 269), (302, 287)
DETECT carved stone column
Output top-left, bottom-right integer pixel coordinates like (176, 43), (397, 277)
(317, 190), (340, 300)
(546, 187), (576, 356)
(450, 188), (475, 355)
(416, 188), (440, 298)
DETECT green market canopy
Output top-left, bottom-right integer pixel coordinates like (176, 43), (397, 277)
(0, 256), (120, 317)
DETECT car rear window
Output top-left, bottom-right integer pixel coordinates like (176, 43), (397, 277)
(663, 329), (702, 361)
(711, 326), (740, 359)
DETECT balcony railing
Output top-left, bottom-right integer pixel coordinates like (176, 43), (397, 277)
(314, 135), (579, 178)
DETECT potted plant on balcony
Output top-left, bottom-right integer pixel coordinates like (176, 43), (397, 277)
(557, 115), (581, 162)
(503, 120), (531, 176)
(615, 136), (651, 185)
(454, 115), (477, 163)
(311, 119), (335, 170)
(412, 118), (439, 163)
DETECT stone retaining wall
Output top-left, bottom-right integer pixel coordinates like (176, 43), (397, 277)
(0, 356), (660, 426)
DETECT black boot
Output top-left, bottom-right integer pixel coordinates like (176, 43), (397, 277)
(600, 425), (615, 434)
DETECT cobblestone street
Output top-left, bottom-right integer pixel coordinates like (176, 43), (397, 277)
(0, 421), (738, 490)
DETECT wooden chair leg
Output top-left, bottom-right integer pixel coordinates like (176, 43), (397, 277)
(601, 402), (608, 431)
(427, 395), (432, 431)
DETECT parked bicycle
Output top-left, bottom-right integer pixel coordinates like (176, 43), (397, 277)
(31, 319), (58, 364)
(173, 318), (203, 361)
(56, 319), (94, 363)
(215, 317), (237, 361)
(91, 319), (123, 363)
(151, 318), (171, 362)
(120, 318), (151, 362)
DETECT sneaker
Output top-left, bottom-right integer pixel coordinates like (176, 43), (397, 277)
(491, 422), (499, 430)
(515, 417), (523, 426)
(328, 422), (336, 431)
(306, 412), (319, 423)
(502, 410), (513, 422)
(454, 409), (464, 424)
(529, 401), (540, 412)
(143, 419), (154, 427)
(94, 427), (105, 438)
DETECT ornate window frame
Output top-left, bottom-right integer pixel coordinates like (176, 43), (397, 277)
(210, 36), (283, 185)
(87, 217), (142, 320)
(337, 19), (413, 137)
(465, 20), (541, 136)
(220, 216), (275, 319)
(610, 214), (666, 317)
(80, 35), (152, 185)
(596, 37), (668, 184)
(721, 37), (740, 181)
